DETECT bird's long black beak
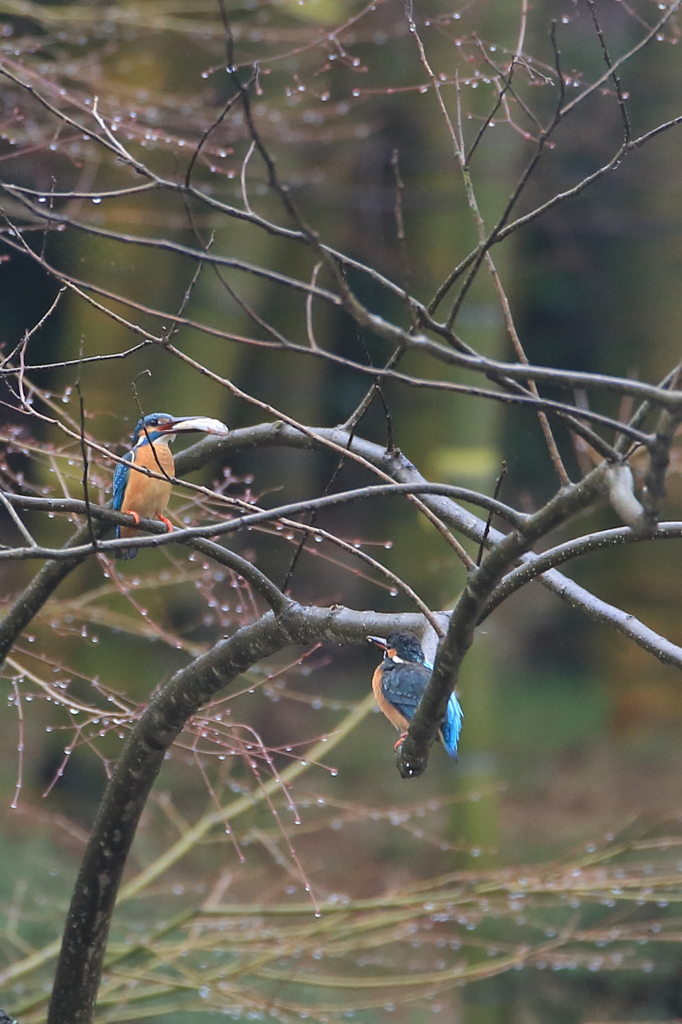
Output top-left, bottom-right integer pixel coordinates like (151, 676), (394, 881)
(366, 635), (388, 652)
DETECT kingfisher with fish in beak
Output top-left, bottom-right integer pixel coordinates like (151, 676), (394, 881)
(112, 412), (229, 560)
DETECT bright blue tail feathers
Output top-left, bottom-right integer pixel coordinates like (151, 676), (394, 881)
(441, 691), (464, 760)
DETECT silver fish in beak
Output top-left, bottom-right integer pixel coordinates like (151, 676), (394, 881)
(158, 416), (230, 436)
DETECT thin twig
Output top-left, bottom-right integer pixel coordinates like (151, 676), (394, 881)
(75, 350), (97, 552)
(586, 0), (631, 143)
(476, 462), (507, 567)
(0, 491), (37, 547)
(485, 253), (571, 486)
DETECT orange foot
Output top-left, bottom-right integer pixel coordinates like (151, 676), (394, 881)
(124, 510), (141, 526)
(393, 732), (408, 751)
(157, 515), (173, 533)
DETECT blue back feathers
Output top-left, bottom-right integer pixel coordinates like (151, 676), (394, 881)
(441, 691), (464, 760)
(382, 632), (463, 761)
(112, 450), (134, 513)
(421, 653), (463, 761)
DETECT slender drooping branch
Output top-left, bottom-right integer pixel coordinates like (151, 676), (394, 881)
(0, 480), (524, 561)
(3, 414), (681, 790)
(3, 193), (681, 414)
(4, 420), (674, 680)
(0, 242), (660, 464)
(481, 522), (682, 624)
(185, 423), (682, 671)
(396, 465), (610, 778)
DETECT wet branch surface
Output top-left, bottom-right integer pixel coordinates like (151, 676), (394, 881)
(46, 604), (426, 1024)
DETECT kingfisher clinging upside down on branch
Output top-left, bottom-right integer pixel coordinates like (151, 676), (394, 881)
(367, 632), (463, 760)
(112, 412), (229, 560)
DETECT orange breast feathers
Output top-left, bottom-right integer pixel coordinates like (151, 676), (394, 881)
(371, 664), (411, 733)
(118, 441), (175, 539)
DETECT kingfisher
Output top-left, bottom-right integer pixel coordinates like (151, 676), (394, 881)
(367, 632), (463, 760)
(112, 412), (229, 560)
